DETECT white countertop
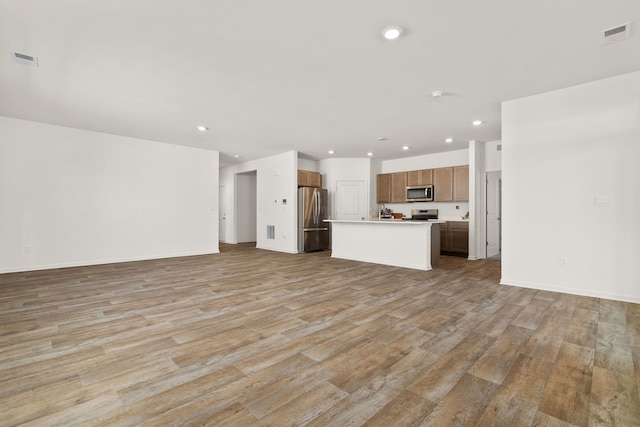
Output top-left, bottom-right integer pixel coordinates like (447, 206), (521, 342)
(325, 219), (445, 225)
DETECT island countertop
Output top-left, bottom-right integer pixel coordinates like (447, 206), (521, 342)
(325, 219), (445, 224)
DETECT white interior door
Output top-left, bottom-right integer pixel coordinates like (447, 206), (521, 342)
(486, 171), (502, 257)
(219, 185), (226, 242)
(335, 180), (367, 220)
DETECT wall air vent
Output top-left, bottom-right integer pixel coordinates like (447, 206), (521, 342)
(602, 23), (631, 45)
(267, 225), (275, 239)
(11, 51), (39, 66)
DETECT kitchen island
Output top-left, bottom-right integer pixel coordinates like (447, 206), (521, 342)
(327, 219), (442, 271)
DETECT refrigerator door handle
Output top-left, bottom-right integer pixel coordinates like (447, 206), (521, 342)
(313, 191), (319, 224)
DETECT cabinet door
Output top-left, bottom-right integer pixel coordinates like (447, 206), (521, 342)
(407, 170), (421, 186)
(298, 170), (321, 188)
(448, 221), (469, 255)
(420, 169), (433, 185)
(433, 167), (453, 202)
(453, 165), (469, 201)
(440, 222), (449, 251)
(377, 173), (391, 203)
(407, 169), (433, 186)
(390, 172), (407, 203)
(297, 170), (310, 187)
(309, 172), (322, 188)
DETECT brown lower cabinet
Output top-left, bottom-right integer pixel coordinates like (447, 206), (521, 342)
(440, 221), (469, 257)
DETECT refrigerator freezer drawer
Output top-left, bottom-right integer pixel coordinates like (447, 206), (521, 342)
(302, 229), (330, 253)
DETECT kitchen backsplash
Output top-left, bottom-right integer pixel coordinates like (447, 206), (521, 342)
(381, 202), (470, 220)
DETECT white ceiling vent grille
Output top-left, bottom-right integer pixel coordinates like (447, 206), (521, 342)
(11, 51), (39, 66)
(602, 23), (631, 45)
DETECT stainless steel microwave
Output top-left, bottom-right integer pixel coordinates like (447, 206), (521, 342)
(406, 185), (434, 202)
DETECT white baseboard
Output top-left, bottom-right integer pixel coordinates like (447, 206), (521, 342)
(0, 249), (221, 274)
(500, 277), (640, 304)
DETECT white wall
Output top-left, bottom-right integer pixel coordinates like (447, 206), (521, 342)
(220, 151), (298, 253)
(236, 173), (257, 243)
(469, 140), (484, 260)
(298, 158), (319, 172)
(0, 116), (219, 273)
(485, 140), (502, 172)
(382, 149), (469, 173)
(502, 71), (640, 303)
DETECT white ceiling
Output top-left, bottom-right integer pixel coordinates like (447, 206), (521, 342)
(1, 1), (639, 167)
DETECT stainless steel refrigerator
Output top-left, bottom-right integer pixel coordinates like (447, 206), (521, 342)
(298, 187), (330, 253)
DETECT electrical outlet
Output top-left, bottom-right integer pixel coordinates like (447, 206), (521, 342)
(560, 257), (568, 268)
(25, 244), (32, 254)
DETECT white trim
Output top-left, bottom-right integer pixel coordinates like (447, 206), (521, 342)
(500, 278), (640, 304)
(0, 250), (221, 274)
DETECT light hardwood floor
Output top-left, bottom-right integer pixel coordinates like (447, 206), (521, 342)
(1, 243), (639, 426)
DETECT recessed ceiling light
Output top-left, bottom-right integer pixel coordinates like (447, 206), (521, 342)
(445, 138), (453, 143)
(402, 146), (410, 150)
(472, 120), (483, 126)
(431, 90), (443, 97)
(376, 137), (387, 141)
(328, 150), (335, 154)
(367, 152), (374, 156)
(196, 125), (208, 131)
(233, 154), (241, 158)
(381, 26), (403, 40)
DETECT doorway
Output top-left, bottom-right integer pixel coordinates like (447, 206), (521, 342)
(219, 185), (226, 242)
(236, 171), (257, 244)
(335, 180), (368, 220)
(486, 171), (502, 258)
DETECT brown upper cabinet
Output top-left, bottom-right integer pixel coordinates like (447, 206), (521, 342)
(377, 172), (407, 203)
(297, 169), (322, 188)
(433, 167), (454, 202)
(377, 173), (392, 203)
(376, 164), (468, 204)
(407, 169), (433, 186)
(453, 165), (469, 202)
(390, 172), (407, 203)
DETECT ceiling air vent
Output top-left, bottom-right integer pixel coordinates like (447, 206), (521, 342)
(10, 51), (39, 66)
(602, 23), (631, 45)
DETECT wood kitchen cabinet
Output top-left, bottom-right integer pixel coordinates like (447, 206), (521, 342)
(377, 173), (392, 203)
(390, 172), (407, 203)
(453, 165), (469, 202)
(407, 169), (433, 186)
(433, 167), (454, 202)
(433, 165), (469, 202)
(440, 222), (449, 252)
(298, 169), (322, 188)
(378, 164), (465, 204)
(441, 221), (469, 257)
(377, 172), (407, 203)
